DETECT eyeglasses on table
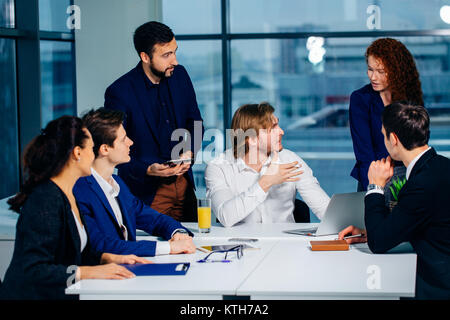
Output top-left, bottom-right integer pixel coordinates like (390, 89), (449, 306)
(197, 245), (244, 263)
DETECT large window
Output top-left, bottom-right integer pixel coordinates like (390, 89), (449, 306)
(0, 0), (76, 199)
(177, 40), (223, 131)
(40, 40), (76, 126)
(0, 0), (17, 199)
(0, 38), (19, 199)
(0, 0), (14, 27)
(162, 0), (220, 35)
(163, 0), (450, 221)
(176, 40), (223, 196)
(229, 0), (450, 33)
(2, 0), (450, 206)
(39, 0), (73, 32)
(230, 36), (450, 198)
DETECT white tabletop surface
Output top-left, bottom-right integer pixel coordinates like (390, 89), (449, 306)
(66, 238), (277, 300)
(164, 222), (321, 240)
(66, 222), (417, 300)
(237, 241), (417, 299)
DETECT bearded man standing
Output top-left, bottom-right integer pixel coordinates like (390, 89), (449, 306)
(105, 21), (204, 222)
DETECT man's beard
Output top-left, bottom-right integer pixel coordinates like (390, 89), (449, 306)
(265, 146), (283, 157)
(150, 63), (174, 80)
(268, 138), (283, 154)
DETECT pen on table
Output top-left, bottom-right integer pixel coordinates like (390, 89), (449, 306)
(337, 233), (365, 240)
(197, 259), (232, 263)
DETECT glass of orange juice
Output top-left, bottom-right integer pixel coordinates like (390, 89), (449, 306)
(197, 198), (211, 233)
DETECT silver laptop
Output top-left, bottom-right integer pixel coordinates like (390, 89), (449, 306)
(284, 192), (366, 236)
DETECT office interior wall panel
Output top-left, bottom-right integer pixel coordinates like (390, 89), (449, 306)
(74, 0), (162, 116)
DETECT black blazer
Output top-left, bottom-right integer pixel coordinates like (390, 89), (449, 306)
(0, 181), (102, 300)
(365, 148), (450, 299)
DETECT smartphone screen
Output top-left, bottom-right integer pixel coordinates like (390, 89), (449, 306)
(163, 158), (194, 167)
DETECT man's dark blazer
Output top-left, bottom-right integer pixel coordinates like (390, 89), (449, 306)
(365, 148), (450, 299)
(73, 174), (192, 257)
(104, 63), (204, 216)
(0, 181), (101, 300)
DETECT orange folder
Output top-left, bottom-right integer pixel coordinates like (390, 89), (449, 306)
(310, 240), (349, 251)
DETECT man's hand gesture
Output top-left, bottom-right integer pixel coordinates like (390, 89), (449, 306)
(368, 156), (394, 188)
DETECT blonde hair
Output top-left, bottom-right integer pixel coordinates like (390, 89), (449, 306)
(230, 102), (275, 159)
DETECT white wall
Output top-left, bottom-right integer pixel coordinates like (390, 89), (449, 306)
(74, 0), (162, 116)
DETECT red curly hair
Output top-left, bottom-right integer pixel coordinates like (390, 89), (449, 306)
(366, 38), (424, 106)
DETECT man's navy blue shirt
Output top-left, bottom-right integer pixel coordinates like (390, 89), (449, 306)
(139, 66), (179, 160)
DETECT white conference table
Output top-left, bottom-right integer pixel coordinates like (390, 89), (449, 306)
(65, 222), (417, 300)
(237, 241), (416, 299)
(66, 238), (278, 300)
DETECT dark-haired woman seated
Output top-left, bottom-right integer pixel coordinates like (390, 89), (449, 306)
(0, 116), (149, 300)
(349, 38), (424, 199)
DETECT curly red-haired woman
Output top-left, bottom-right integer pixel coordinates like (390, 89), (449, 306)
(349, 38), (424, 196)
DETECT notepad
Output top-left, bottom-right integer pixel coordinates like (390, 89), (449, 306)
(121, 263), (190, 276)
(310, 240), (349, 251)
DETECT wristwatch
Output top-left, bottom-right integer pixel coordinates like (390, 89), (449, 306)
(175, 229), (189, 235)
(367, 184), (384, 193)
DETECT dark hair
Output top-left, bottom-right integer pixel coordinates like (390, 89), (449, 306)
(231, 102), (275, 158)
(133, 21), (174, 58)
(366, 38), (424, 106)
(8, 116), (89, 213)
(382, 102), (430, 150)
(81, 107), (124, 157)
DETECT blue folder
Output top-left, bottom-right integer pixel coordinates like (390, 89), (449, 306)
(121, 263), (190, 276)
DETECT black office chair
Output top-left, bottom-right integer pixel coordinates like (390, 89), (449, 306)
(293, 198), (310, 223)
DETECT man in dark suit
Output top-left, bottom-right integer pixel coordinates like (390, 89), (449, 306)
(74, 108), (196, 257)
(339, 102), (450, 300)
(104, 21), (204, 221)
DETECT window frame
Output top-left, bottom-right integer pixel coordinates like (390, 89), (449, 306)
(0, 0), (76, 193)
(175, 0), (450, 132)
(172, 0), (450, 201)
